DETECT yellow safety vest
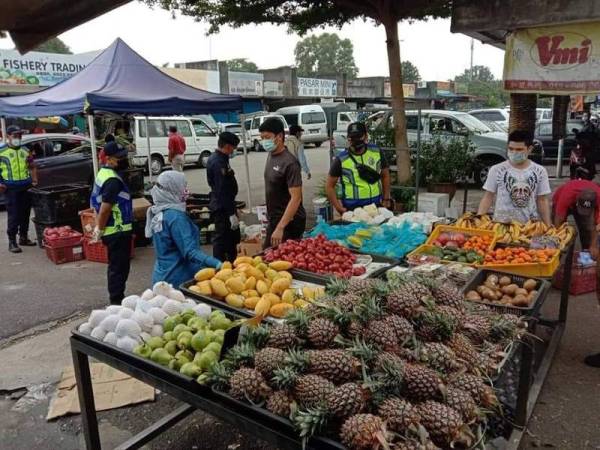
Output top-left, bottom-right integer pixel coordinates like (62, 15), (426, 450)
(0, 146), (31, 186)
(339, 145), (383, 207)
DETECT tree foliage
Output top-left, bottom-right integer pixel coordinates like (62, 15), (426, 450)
(401, 61), (420, 83)
(33, 37), (72, 54)
(227, 58), (258, 72)
(454, 64), (495, 83)
(294, 33), (358, 77)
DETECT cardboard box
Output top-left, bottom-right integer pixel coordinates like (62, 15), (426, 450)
(238, 239), (263, 256)
(132, 197), (151, 221)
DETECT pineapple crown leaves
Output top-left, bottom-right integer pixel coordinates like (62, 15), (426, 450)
(285, 347), (311, 372)
(318, 303), (352, 328)
(346, 337), (378, 364)
(224, 342), (256, 368)
(354, 295), (385, 324)
(285, 308), (311, 335)
(205, 360), (234, 391)
(241, 325), (270, 349)
(291, 406), (330, 443)
(325, 277), (350, 296)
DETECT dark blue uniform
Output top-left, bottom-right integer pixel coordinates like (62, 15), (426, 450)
(206, 150), (240, 262)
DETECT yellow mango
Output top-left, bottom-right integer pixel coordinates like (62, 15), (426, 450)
(256, 262), (269, 273)
(215, 269), (233, 281)
(221, 261), (233, 270)
(225, 277), (245, 294)
(234, 256), (254, 267)
(265, 269), (279, 281)
(188, 285), (202, 294)
(194, 268), (215, 282)
(270, 278), (291, 295)
(209, 278), (228, 297)
(302, 287), (315, 300)
(262, 293), (281, 305)
(196, 280), (212, 295)
(244, 296), (261, 309)
(254, 297), (272, 317)
(281, 289), (296, 304)
(247, 266), (265, 280)
(241, 289), (259, 298)
(269, 260), (293, 271)
(244, 276), (257, 290)
(256, 280), (269, 296)
(270, 303), (294, 318)
(264, 278), (272, 288)
(225, 294), (245, 308)
(277, 271), (293, 280)
(253, 255), (263, 265)
(294, 299), (310, 309)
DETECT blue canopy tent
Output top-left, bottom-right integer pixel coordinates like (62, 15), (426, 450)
(0, 38), (244, 187)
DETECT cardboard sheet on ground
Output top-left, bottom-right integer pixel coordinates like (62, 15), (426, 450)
(47, 363), (155, 420)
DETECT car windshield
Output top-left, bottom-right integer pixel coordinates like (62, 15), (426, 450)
(454, 113), (492, 133)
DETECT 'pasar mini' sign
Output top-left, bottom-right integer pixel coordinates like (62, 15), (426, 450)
(504, 22), (600, 94)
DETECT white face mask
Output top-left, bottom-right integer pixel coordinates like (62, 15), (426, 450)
(10, 138), (21, 148)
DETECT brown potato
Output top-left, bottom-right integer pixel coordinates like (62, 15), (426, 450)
(481, 287), (496, 300)
(511, 294), (530, 307)
(501, 295), (513, 303)
(466, 291), (482, 302)
(499, 276), (512, 287)
(515, 288), (529, 297)
(476, 285), (487, 295)
(484, 280), (498, 290)
(486, 274), (499, 285)
(523, 279), (537, 292)
(501, 284), (518, 296)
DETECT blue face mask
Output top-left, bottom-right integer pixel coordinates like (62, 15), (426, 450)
(261, 139), (276, 152)
(507, 150), (528, 164)
(229, 151), (237, 160)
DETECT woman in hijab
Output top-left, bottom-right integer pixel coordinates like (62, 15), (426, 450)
(146, 171), (221, 287)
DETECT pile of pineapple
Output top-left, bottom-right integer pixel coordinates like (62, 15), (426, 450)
(189, 256), (325, 318)
(206, 276), (525, 449)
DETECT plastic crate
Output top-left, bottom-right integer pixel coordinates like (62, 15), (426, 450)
(30, 184), (90, 223)
(83, 235), (135, 263)
(426, 224), (497, 251)
(32, 217), (82, 248)
(481, 249), (560, 278)
(553, 252), (596, 295)
(44, 229), (83, 248)
(45, 243), (84, 264)
(407, 244), (481, 267)
(79, 208), (96, 237)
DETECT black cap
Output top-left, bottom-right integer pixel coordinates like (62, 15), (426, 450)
(103, 141), (128, 158)
(289, 125), (304, 135)
(258, 117), (285, 135)
(576, 189), (597, 216)
(347, 122), (367, 139)
(6, 125), (24, 136)
(219, 131), (240, 147)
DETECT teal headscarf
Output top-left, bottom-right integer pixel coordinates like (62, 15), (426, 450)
(145, 171), (187, 238)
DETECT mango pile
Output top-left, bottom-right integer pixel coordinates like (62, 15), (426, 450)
(189, 256), (325, 319)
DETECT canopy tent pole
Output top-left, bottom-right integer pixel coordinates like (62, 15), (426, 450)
(0, 117), (6, 144)
(87, 115), (99, 176)
(145, 116), (153, 183)
(240, 113), (252, 209)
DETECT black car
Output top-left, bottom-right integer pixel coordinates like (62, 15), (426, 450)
(534, 120), (583, 161)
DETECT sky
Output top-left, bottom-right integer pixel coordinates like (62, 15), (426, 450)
(0, 2), (506, 81)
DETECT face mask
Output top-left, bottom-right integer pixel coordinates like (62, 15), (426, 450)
(262, 139), (276, 152)
(116, 158), (130, 171)
(229, 149), (237, 159)
(10, 138), (21, 148)
(350, 140), (366, 152)
(507, 150), (528, 164)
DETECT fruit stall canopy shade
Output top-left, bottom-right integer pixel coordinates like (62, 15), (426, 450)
(0, 38), (242, 117)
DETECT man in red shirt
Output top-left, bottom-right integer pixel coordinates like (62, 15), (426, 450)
(168, 126), (186, 172)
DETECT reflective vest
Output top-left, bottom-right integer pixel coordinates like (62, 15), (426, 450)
(339, 144), (383, 207)
(0, 145), (31, 187)
(91, 167), (133, 236)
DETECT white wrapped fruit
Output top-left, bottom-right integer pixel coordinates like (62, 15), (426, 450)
(115, 319), (142, 338)
(150, 324), (164, 337)
(162, 299), (182, 316)
(116, 336), (139, 352)
(193, 303), (211, 319)
(151, 295), (168, 308)
(132, 311), (154, 332)
(99, 314), (121, 333)
(119, 308), (134, 319)
(140, 332), (152, 343)
(103, 332), (118, 345)
(89, 310), (109, 328)
(168, 289), (185, 303)
(153, 281), (172, 297)
(122, 295), (140, 310)
(149, 307), (168, 325)
(78, 322), (93, 335)
(106, 305), (122, 315)
(90, 327), (107, 340)
(140, 289), (154, 301)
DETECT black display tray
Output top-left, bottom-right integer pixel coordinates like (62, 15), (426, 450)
(460, 269), (550, 316)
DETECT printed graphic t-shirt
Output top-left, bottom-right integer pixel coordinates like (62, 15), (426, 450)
(483, 161), (551, 223)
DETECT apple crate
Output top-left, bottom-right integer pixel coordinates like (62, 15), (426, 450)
(83, 236), (135, 263)
(426, 225), (497, 252)
(45, 243), (84, 265)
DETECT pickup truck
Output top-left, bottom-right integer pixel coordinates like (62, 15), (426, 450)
(331, 109), (543, 185)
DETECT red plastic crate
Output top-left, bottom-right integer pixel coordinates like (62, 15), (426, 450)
(45, 244), (85, 264)
(79, 208), (96, 237)
(553, 252), (596, 295)
(44, 231), (83, 248)
(83, 236), (135, 263)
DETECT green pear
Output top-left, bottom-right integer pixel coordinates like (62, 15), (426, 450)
(163, 317), (176, 332)
(168, 359), (178, 370)
(182, 311), (196, 324)
(133, 343), (152, 359)
(164, 340), (178, 356)
(177, 331), (194, 350)
(210, 316), (232, 331)
(196, 373), (209, 385)
(204, 342), (222, 356)
(172, 314), (183, 325)
(147, 336), (165, 350)
(163, 331), (175, 341)
(150, 348), (172, 366)
(195, 350), (218, 371)
(172, 355), (190, 371)
(188, 317), (207, 331)
(180, 362), (202, 378)
(175, 349), (194, 361)
(190, 330), (211, 352)
(172, 324), (191, 340)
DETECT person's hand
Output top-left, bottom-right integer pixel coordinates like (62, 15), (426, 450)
(31, 180), (38, 187)
(270, 226), (284, 247)
(307, 172), (312, 180)
(229, 214), (240, 230)
(382, 198), (392, 209)
(336, 206), (347, 215)
(591, 246), (599, 260)
(0, 184), (6, 194)
(90, 226), (104, 244)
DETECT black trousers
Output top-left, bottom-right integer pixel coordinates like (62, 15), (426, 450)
(264, 216), (306, 249)
(5, 188), (31, 240)
(572, 209), (593, 249)
(102, 232), (132, 305)
(212, 212), (241, 262)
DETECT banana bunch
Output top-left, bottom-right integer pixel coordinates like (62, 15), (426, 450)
(456, 212), (495, 230)
(521, 220), (549, 237)
(545, 223), (575, 249)
(494, 221), (525, 244)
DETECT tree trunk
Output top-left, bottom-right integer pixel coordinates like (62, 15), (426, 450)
(508, 93), (537, 134)
(383, 19), (411, 184)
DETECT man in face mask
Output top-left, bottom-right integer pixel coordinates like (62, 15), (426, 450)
(0, 125), (38, 253)
(478, 130), (551, 225)
(259, 117), (306, 248)
(90, 142), (133, 305)
(326, 122), (391, 215)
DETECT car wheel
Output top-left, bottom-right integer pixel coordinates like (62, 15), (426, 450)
(199, 151), (211, 168)
(253, 140), (262, 152)
(474, 157), (503, 186)
(150, 155), (164, 176)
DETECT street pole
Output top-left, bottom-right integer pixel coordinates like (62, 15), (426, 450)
(415, 109), (421, 211)
(556, 138), (564, 178)
(0, 117), (6, 144)
(87, 115), (99, 176)
(240, 113), (252, 209)
(469, 39), (474, 82)
(145, 116), (153, 184)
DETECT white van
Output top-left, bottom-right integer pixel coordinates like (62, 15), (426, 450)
(108, 116), (218, 175)
(242, 114), (289, 151)
(276, 104), (328, 146)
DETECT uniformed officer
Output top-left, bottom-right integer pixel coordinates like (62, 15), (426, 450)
(326, 122), (391, 214)
(90, 142), (133, 305)
(0, 125), (38, 253)
(206, 131), (241, 262)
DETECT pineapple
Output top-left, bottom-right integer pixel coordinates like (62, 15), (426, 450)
(224, 342), (256, 369)
(364, 319), (399, 352)
(434, 305), (465, 323)
(447, 333), (480, 371)
(267, 323), (301, 349)
(402, 363), (444, 402)
(294, 374), (335, 408)
(394, 438), (440, 450)
(377, 397), (420, 433)
(445, 386), (478, 422)
(327, 382), (369, 418)
(489, 313), (524, 343)
(415, 308), (457, 342)
(334, 292), (362, 312)
(307, 317), (340, 348)
(418, 342), (461, 373)
(228, 367), (272, 403)
(384, 314), (415, 341)
(241, 325), (270, 349)
(347, 278), (378, 297)
(345, 320), (365, 339)
(416, 400), (473, 448)
(385, 288), (422, 318)
(431, 283), (465, 311)
(340, 414), (388, 450)
(254, 347), (287, 378)
(461, 314), (492, 344)
(285, 308), (311, 336)
(326, 277), (351, 297)
(266, 390), (294, 417)
(306, 349), (361, 382)
(449, 373), (498, 408)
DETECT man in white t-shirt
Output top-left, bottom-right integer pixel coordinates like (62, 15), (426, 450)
(477, 130), (552, 226)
